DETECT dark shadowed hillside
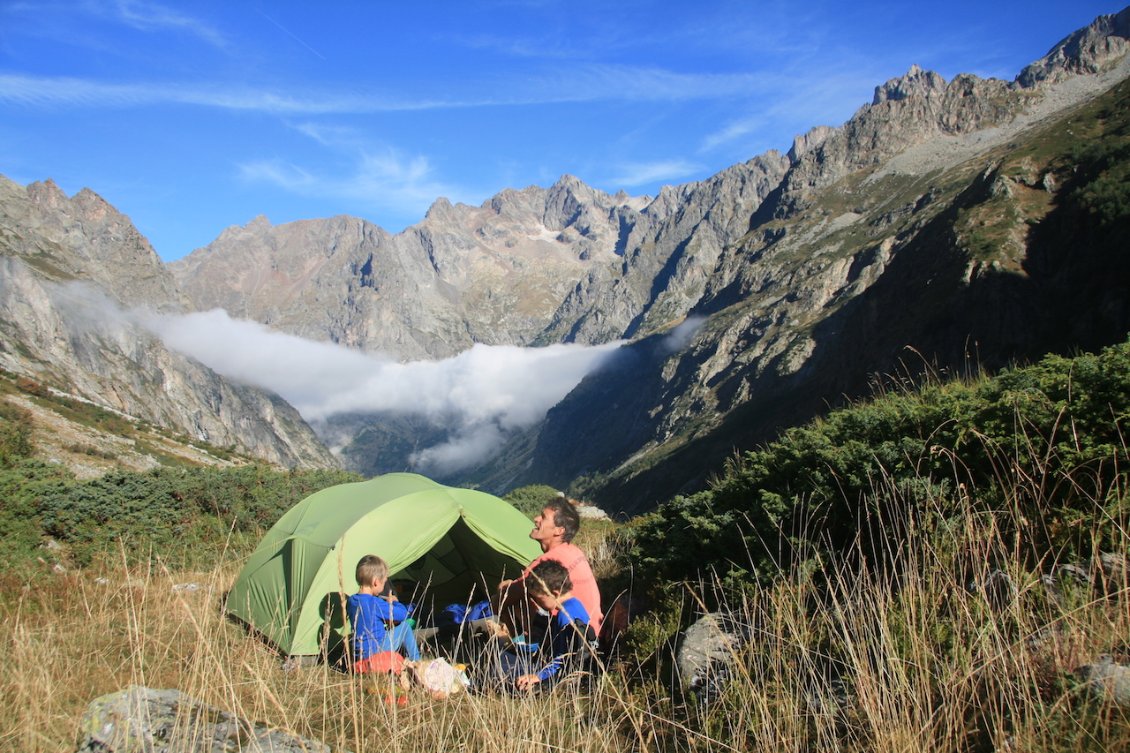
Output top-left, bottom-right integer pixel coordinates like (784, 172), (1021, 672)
(493, 32), (1130, 513)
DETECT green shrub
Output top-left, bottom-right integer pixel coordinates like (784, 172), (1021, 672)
(0, 402), (34, 466)
(33, 465), (361, 569)
(504, 483), (562, 518)
(1068, 99), (1130, 228)
(628, 339), (1130, 591)
(39, 469), (188, 566)
(0, 459), (74, 567)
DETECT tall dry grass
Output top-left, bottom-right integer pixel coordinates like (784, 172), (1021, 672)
(0, 549), (648, 753)
(673, 478), (1130, 753)
(1, 491), (1126, 752)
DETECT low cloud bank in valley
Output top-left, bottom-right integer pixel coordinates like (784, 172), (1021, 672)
(139, 306), (621, 474)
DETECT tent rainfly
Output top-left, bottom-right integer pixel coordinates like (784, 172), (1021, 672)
(226, 472), (542, 657)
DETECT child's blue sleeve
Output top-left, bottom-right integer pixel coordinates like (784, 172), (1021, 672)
(536, 657), (566, 682)
(535, 611), (582, 682)
(377, 598), (409, 623)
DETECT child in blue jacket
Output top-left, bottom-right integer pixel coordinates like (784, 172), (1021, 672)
(508, 559), (598, 692)
(346, 554), (420, 673)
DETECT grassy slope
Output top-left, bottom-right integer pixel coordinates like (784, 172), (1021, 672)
(0, 493), (1124, 752)
(0, 369), (253, 479)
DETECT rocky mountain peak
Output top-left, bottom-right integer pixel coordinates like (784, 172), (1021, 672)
(766, 11), (1130, 209)
(1019, 7), (1130, 87)
(788, 125), (839, 164)
(0, 176), (334, 470)
(71, 184), (129, 226)
(543, 174), (618, 231)
(424, 196), (457, 221)
(2, 178), (177, 310)
(26, 179), (68, 209)
(872, 64), (947, 104)
(212, 214), (272, 244)
(550, 173), (586, 192)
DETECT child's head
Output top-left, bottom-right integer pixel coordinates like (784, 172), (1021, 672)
(355, 554), (389, 588)
(527, 560), (571, 608)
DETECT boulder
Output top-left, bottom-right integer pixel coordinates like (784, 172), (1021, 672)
(75, 686), (337, 753)
(675, 613), (742, 703)
(1075, 656), (1130, 707)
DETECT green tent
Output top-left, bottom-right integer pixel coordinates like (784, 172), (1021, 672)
(226, 472), (541, 657)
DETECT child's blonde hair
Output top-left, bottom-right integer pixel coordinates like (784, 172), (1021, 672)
(355, 554), (389, 586)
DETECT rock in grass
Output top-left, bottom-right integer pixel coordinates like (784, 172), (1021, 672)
(75, 686), (338, 753)
(1075, 656), (1130, 707)
(676, 613), (742, 703)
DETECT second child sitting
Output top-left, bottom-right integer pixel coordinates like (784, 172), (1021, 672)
(346, 554), (421, 674)
(489, 559), (598, 692)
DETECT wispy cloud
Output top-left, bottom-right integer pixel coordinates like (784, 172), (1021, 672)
(110, 0), (228, 49)
(606, 159), (704, 188)
(699, 68), (881, 154)
(660, 315), (705, 354)
(699, 116), (766, 153)
(6, 1), (229, 49)
(235, 160), (318, 192)
(448, 2), (817, 64)
(0, 74), (418, 113)
(0, 61), (772, 115)
(237, 153), (456, 220)
(551, 63), (768, 103)
(237, 126), (472, 220)
(254, 7), (325, 60)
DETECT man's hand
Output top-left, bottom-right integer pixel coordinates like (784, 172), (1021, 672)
(516, 674), (541, 692)
(497, 578), (514, 591)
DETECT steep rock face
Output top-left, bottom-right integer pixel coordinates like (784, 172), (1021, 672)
(1019, 6), (1130, 86)
(172, 159), (789, 360)
(768, 66), (1021, 220)
(169, 158), (787, 478)
(0, 179), (335, 469)
(173, 178), (631, 359)
(540, 153), (790, 344)
(497, 11), (1130, 512)
(0, 177), (183, 310)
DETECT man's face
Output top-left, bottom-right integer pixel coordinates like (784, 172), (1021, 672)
(531, 506), (563, 544)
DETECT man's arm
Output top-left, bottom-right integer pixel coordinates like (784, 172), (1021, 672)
(494, 575), (533, 637)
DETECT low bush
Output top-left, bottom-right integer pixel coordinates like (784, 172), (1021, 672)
(14, 464), (361, 569)
(0, 402), (33, 465)
(628, 339), (1130, 591)
(504, 484), (562, 518)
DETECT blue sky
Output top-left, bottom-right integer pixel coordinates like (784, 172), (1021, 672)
(0, 1), (1122, 262)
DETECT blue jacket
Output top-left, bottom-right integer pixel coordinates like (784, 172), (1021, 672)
(346, 592), (410, 661)
(535, 596), (596, 682)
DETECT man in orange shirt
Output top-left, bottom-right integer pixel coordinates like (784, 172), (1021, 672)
(497, 497), (603, 638)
